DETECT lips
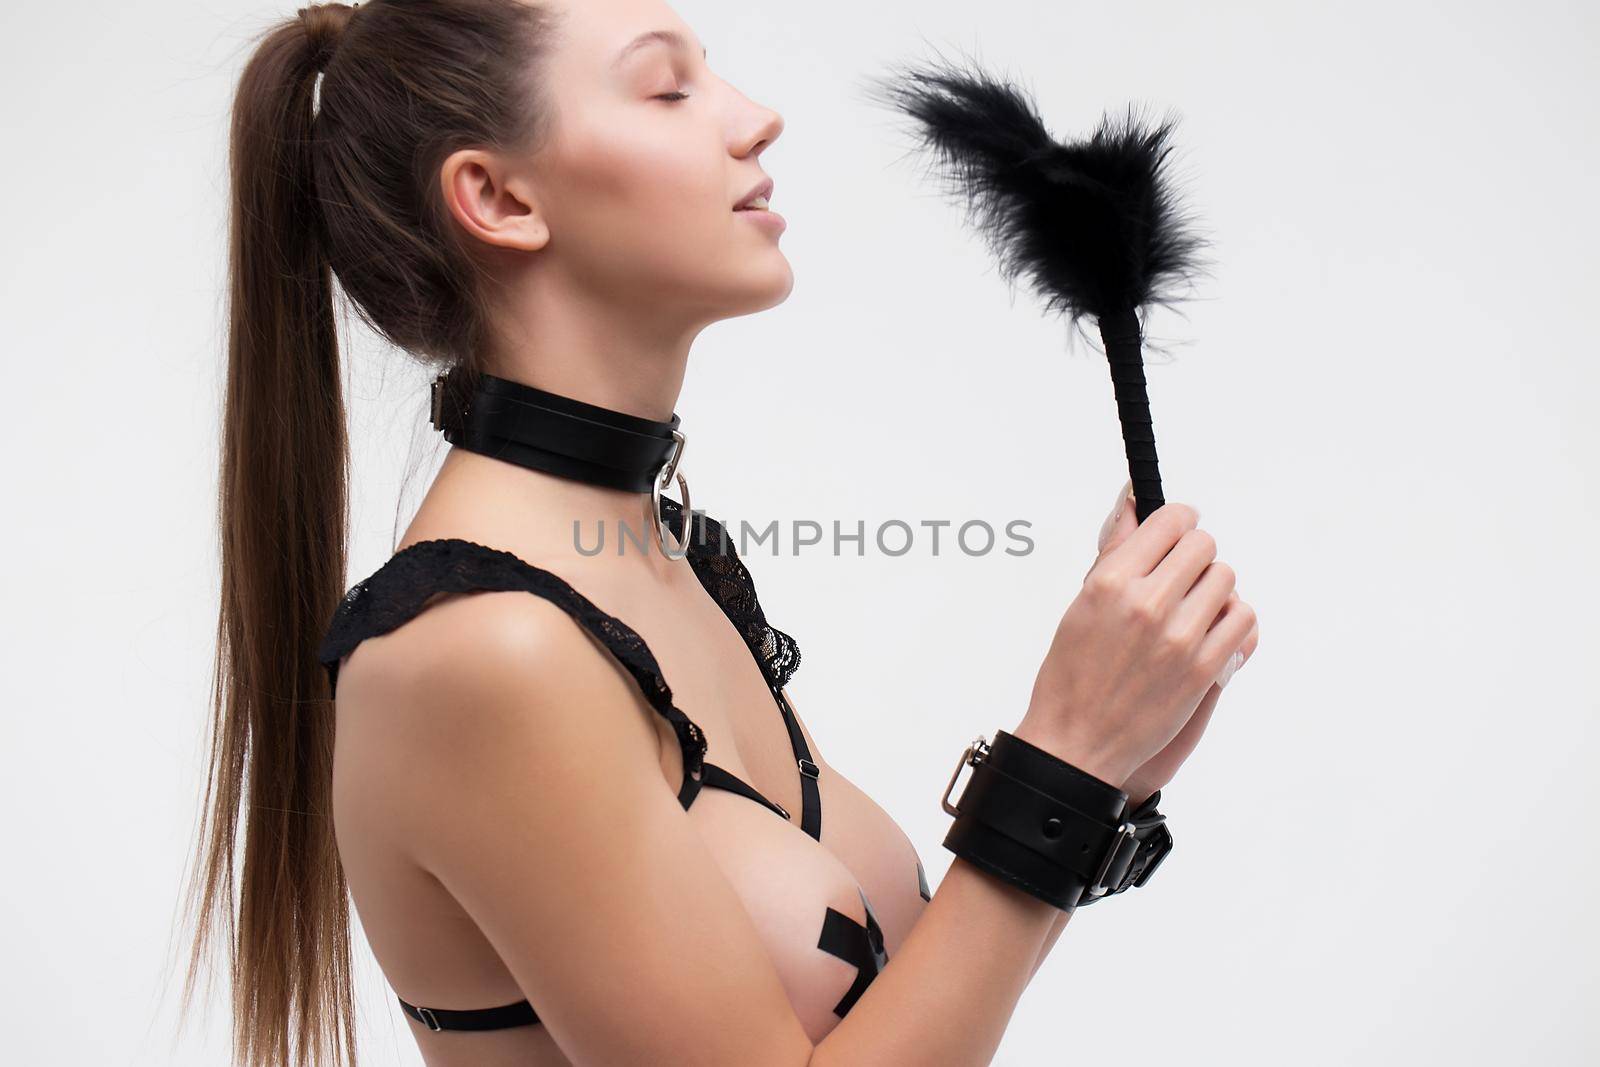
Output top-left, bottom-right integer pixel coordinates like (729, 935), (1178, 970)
(734, 177), (774, 210)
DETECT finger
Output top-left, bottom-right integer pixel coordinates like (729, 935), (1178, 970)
(1198, 594), (1254, 684)
(1111, 501), (1201, 579)
(1237, 613), (1259, 662)
(1087, 480), (1137, 582)
(1213, 597), (1259, 688)
(1100, 476), (1139, 556)
(1217, 591), (1260, 661)
(1216, 648), (1245, 688)
(1166, 547), (1232, 634)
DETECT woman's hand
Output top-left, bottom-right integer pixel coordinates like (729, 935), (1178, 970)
(1019, 486), (1250, 787)
(1091, 481), (1259, 807)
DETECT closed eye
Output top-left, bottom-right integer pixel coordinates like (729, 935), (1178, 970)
(654, 90), (691, 102)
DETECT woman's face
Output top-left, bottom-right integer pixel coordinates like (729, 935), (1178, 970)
(509, 0), (792, 325)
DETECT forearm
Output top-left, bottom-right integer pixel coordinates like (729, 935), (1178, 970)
(1024, 780), (1152, 981)
(808, 856), (1060, 1067)
(1028, 911), (1072, 982)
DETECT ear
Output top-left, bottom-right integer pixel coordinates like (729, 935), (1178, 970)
(439, 147), (550, 253)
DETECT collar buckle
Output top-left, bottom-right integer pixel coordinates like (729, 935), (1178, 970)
(429, 371), (448, 432)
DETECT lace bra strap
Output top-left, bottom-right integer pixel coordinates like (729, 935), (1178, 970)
(661, 498), (802, 691)
(316, 539), (708, 784)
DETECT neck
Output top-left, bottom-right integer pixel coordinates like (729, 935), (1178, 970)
(488, 267), (707, 424)
(427, 443), (684, 575)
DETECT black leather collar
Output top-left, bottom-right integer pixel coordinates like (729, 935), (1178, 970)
(429, 367), (683, 493)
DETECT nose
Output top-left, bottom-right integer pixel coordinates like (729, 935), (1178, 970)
(738, 102), (784, 157)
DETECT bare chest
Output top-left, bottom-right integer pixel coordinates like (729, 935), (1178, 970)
(622, 590), (931, 1042)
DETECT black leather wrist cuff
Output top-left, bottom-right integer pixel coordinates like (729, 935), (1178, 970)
(1072, 786), (1173, 907)
(940, 730), (1171, 912)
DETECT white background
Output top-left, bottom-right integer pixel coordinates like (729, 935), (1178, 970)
(2, 0), (1596, 1064)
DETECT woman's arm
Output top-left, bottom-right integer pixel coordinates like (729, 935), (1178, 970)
(354, 590), (1110, 1066)
(809, 856), (1062, 1066)
(1029, 911), (1073, 983)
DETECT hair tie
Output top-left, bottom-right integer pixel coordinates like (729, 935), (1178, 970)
(297, 3), (353, 73)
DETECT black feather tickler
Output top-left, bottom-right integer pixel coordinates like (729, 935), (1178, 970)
(864, 53), (1211, 523)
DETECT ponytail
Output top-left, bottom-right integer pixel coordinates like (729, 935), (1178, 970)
(180, 6), (357, 1067)
(176, 3), (561, 1062)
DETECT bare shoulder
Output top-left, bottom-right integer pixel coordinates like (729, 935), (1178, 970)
(332, 588), (665, 837)
(336, 584), (628, 709)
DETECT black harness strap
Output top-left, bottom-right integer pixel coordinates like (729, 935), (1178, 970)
(399, 995), (538, 1032)
(775, 685), (823, 841)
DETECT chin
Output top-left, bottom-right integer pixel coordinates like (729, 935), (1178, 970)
(717, 256), (795, 319)
(761, 257), (796, 306)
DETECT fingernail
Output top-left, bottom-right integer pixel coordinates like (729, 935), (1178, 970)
(1098, 479), (1133, 547)
(1217, 649), (1244, 688)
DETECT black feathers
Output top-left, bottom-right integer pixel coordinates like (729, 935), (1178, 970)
(864, 51), (1216, 524)
(864, 54), (1209, 334)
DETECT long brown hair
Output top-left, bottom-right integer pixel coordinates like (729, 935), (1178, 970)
(178, 2), (561, 1064)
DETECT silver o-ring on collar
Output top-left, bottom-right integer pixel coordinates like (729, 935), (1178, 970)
(650, 429), (691, 560)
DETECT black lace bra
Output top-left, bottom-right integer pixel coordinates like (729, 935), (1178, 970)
(316, 496), (892, 1032)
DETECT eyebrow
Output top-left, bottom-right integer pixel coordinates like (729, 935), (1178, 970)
(612, 29), (707, 69)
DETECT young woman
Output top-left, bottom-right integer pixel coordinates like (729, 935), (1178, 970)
(182, 1), (1258, 1064)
